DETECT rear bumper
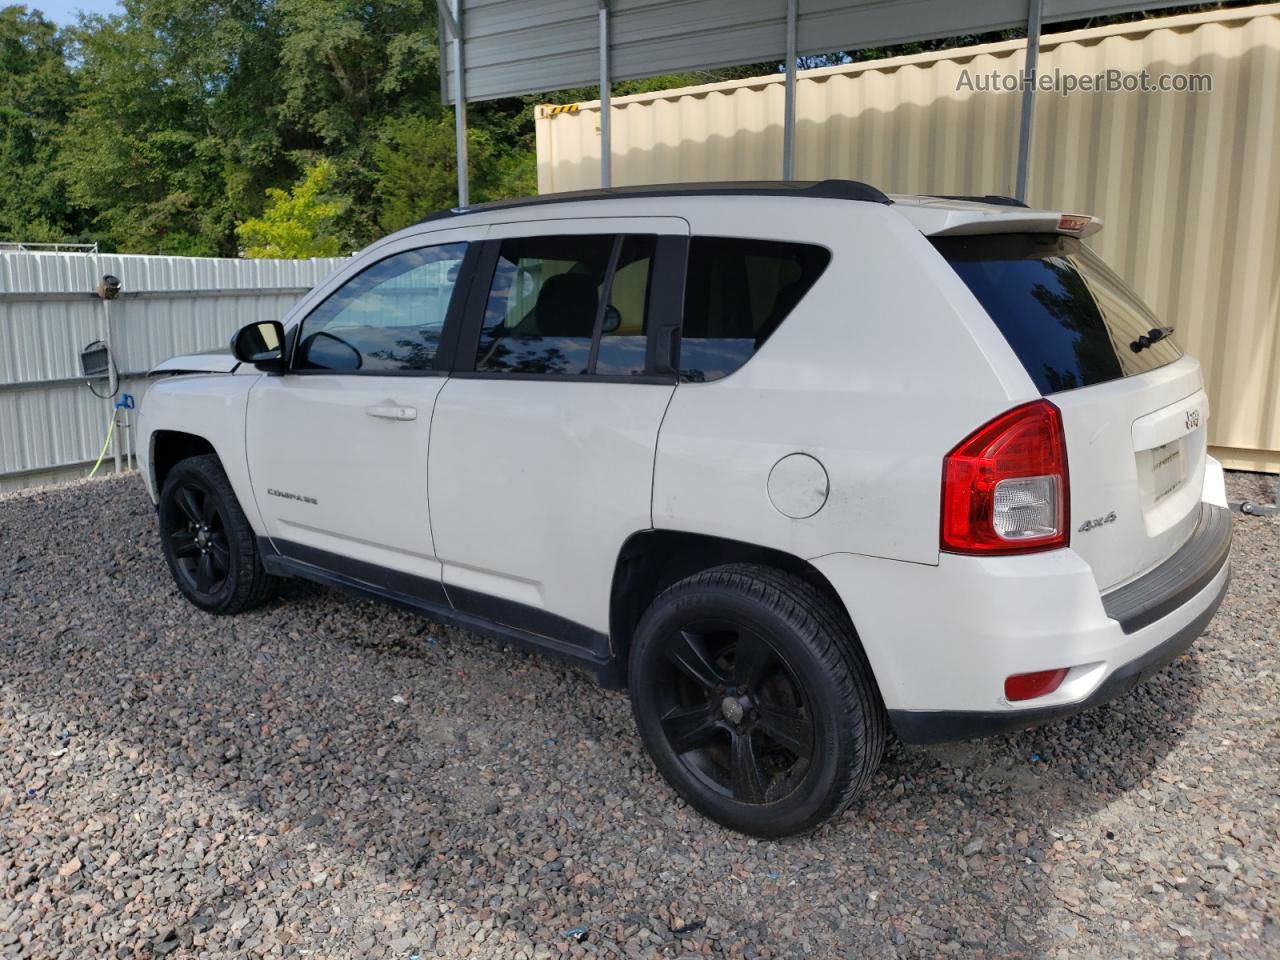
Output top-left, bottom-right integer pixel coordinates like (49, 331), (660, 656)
(889, 551), (1228, 743)
(812, 489), (1232, 744)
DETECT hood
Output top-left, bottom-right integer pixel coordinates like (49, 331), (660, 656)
(149, 348), (241, 375)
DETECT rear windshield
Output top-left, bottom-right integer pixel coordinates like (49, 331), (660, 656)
(933, 234), (1182, 395)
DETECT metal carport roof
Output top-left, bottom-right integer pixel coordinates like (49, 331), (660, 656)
(435, 0), (1208, 202)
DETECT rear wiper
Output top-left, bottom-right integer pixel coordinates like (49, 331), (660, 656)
(1130, 326), (1175, 353)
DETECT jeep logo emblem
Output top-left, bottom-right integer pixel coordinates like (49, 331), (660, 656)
(1185, 409), (1201, 430)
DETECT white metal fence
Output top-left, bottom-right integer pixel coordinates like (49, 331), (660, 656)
(0, 252), (347, 492)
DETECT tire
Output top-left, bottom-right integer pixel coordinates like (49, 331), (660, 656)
(157, 454), (277, 615)
(629, 563), (886, 837)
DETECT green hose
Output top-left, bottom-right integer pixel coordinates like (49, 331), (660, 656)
(88, 416), (116, 479)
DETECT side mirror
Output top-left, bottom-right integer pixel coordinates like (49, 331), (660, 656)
(231, 320), (287, 371)
(601, 304), (622, 334)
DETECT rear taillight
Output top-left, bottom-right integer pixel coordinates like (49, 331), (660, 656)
(941, 400), (1069, 555)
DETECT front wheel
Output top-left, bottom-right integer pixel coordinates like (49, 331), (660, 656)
(158, 454), (277, 614)
(629, 563), (885, 837)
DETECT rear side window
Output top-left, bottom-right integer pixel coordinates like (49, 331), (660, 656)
(475, 234), (656, 376)
(680, 237), (831, 382)
(933, 234), (1182, 395)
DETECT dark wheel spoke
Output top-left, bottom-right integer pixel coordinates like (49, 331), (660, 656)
(176, 487), (203, 526)
(208, 539), (231, 576)
(756, 702), (813, 759)
(660, 702), (723, 754)
(170, 531), (200, 559)
(733, 630), (775, 690)
(195, 552), (216, 592)
(730, 733), (769, 803)
(668, 630), (729, 691)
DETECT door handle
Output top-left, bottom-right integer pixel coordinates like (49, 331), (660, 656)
(366, 403), (417, 421)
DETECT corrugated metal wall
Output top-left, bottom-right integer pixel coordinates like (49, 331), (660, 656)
(0, 252), (346, 491)
(536, 4), (1280, 472)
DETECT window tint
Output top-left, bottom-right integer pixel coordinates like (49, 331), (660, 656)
(933, 234), (1182, 395)
(296, 243), (467, 372)
(679, 237), (831, 382)
(475, 234), (656, 376)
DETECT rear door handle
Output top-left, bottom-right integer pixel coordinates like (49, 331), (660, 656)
(366, 403), (417, 421)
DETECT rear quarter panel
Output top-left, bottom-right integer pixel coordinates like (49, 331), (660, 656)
(652, 199), (1038, 566)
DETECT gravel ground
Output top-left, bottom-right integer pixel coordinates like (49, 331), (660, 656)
(1, 473), (1276, 960)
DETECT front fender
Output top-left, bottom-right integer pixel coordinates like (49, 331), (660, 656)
(137, 374), (264, 534)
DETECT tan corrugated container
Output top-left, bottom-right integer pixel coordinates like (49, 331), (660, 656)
(536, 4), (1280, 473)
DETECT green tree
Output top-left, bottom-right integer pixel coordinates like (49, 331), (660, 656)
(236, 158), (347, 258)
(0, 6), (83, 242)
(56, 0), (287, 254)
(372, 114), (494, 232)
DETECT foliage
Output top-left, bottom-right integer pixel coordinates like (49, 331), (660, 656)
(372, 114), (478, 234)
(0, 6), (82, 241)
(236, 159), (346, 258)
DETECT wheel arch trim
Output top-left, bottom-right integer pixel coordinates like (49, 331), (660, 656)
(608, 528), (870, 687)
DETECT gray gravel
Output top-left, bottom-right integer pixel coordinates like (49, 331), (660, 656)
(1, 473), (1277, 959)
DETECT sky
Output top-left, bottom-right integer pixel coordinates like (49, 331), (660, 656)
(28, 0), (122, 26)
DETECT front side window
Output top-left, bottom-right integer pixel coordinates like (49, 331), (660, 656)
(680, 237), (831, 382)
(296, 242), (468, 372)
(475, 234), (656, 376)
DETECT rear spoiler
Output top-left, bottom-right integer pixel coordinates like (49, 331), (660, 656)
(928, 210), (1103, 239)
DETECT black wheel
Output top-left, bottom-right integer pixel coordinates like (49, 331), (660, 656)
(158, 454), (277, 614)
(629, 563), (885, 837)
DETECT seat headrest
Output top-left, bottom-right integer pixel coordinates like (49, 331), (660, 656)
(536, 273), (599, 338)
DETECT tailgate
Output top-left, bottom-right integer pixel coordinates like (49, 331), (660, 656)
(1054, 358), (1208, 590)
(932, 230), (1207, 591)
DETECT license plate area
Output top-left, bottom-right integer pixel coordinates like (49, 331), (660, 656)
(1148, 439), (1187, 504)
(1136, 432), (1200, 538)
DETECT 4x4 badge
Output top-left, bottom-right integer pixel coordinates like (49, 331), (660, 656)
(1078, 511), (1117, 533)
(1186, 409), (1201, 430)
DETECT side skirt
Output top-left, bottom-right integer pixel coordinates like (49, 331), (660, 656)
(259, 538), (623, 688)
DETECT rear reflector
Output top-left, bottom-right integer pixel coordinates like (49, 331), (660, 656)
(1005, 668), (1069, 702)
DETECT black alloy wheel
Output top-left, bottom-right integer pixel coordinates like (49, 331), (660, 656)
(655, 619), (816, 805)
(165, 482), (231, 596)
(630, 563), (885, 837)
(157, 454), (277, 614)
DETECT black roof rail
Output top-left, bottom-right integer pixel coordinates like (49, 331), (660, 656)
(932, 194), (1029, 208)
(418, 178), (892, 224)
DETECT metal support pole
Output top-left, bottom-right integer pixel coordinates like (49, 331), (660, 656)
(598, 1), (611, 187)
(445, 0), (469, 207)
(782, 0), (798, 180)
(1015, 0), (1042, 202)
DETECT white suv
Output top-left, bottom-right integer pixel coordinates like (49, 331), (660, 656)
(138, 181), (1232, 837)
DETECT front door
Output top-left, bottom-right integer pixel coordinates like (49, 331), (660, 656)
(428, 218), (689, 647)
(246, 231), (474, 590)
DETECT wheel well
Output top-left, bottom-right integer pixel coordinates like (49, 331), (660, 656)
(151, 431), (217, 493)
(609, 530), (856, 682)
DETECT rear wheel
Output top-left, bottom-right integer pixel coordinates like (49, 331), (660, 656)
(158, 454), (276, 614)
(629, 563), (885, 837)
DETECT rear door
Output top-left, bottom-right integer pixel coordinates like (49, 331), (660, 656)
(934, 232), (1207, 591)
(428, 217), (688, 647)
